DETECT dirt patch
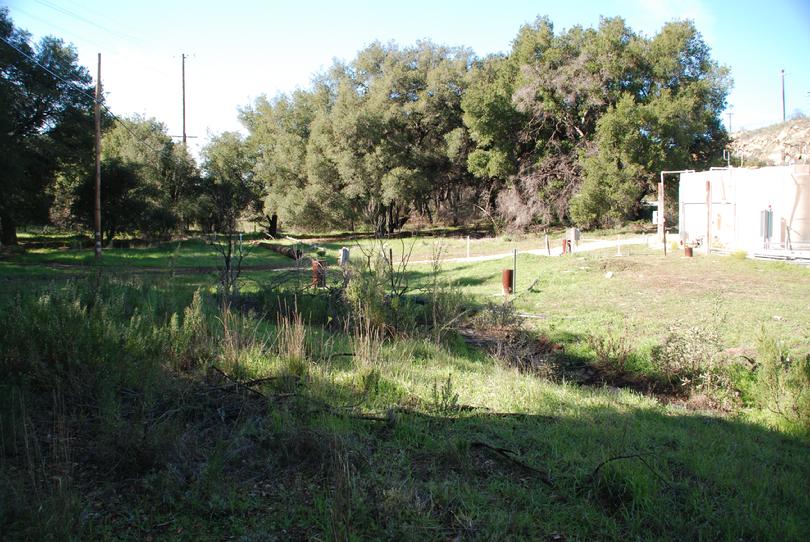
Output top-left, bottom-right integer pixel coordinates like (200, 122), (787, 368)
(598, 258), (645, 273)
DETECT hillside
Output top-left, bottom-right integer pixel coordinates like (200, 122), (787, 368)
(731, 117), (810, 165)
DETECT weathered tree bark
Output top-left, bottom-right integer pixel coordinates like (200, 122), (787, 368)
(258, 242), (302, 260)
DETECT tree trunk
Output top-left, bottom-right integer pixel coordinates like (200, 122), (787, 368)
(388, 205), (396, 234)
(451, 186), (460, 227)
(269, 213), (278, 236)
(0, 211), (17, 245)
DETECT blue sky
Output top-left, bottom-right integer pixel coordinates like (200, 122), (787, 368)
(5, 0), (810, 156)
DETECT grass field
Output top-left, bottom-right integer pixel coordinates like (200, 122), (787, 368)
(1, 233), (809, 540)
(415, 247), (810, 356)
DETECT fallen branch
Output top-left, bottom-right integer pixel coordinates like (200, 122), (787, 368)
(240, 374), (301, 387)
(210, 366), (268, 399)
(471, 441), (554, 487)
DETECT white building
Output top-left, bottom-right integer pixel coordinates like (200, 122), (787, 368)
(678, 165), (810, 255)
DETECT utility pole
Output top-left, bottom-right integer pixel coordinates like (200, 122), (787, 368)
(182, 53), (187, 145)
(170, 55), (197, 144)
(781, 69), (786, 122)
(726, 105), (733, 134)
(94, 53), (102, 258)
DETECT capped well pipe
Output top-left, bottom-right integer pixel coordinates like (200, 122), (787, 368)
(502, 269), (514, 294)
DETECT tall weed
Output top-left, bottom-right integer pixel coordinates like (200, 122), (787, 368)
(754, 331), (810, 433)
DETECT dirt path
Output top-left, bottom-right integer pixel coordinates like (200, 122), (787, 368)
(409, 236), (651, 264)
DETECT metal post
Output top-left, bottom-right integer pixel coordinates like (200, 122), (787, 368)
(658, 171), (665, 240)
(706, 180), (712, 254)
(513, 249), (517, 293)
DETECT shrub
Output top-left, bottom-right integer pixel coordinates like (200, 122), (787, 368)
(754, 332), (810, 433)
(650, 321), (723, 393)
(589, 327), (632, 374)
(731, 250), (748, 260)
(277, 309), (309, 379)
(430, 373), (459, 415)
(344, 240), (419, 336)
(168, 289), (213, 370)
(424, 241), (470, 343)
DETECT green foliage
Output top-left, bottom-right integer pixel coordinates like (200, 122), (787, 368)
(589, 326), (633, 373)
(0, 278), (198, 391)
(344, 240), (419, 335)
(650, 321), (724, 393)
(70, 157), (174, 243)
(198, 131), (264, 232)
(462, 17), (730, 230)
(0, 8), (95, 244)
(243, 41), (476, 232)
(754, 331), (810, 433)
(430, 373), (460, 414)
(167, 289), (212, 370)
(3, 9), (732, 241)
(1, 250), (810, 540)
(101, 116), (200, 231)
(424, 242), (470, 343)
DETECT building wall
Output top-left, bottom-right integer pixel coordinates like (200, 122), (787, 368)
(678, 165), (810, 252)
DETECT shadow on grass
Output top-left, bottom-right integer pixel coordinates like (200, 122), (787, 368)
(2, 325), (808, 541)
(295, 370), (810, 541)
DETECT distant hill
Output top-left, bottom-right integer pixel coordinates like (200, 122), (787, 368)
(730, 117), (810, 166)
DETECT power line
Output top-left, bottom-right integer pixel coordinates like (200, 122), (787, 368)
(6, 4), (119, 56)
(9, 4), (173, 79)
(0, 33), (174, 160)
(32, 0), (145, 45)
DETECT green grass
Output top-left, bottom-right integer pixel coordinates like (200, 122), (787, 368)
(1, 238), (293, 271)
(404, 246), (810, 358)
(1, 237), (809, 540)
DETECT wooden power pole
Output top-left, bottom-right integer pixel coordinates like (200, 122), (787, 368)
(94, 53), (102, 258)
(781, 69), (786, 123)
(182, 53), (187, 145)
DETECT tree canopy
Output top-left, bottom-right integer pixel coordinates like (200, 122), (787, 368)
(2, 11), (731, 238)
(242, 41), (478, 234)
(0, 7), (95, 244)
(464, 16), (730, 229)
(239, 17), (729, 233)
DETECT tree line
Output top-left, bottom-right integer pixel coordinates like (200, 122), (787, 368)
(0, 9), (730, 244)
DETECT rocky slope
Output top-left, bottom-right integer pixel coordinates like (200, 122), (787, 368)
(731, 117), (810, 166)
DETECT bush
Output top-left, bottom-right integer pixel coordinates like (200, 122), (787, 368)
(650, 321), (723, 393)
(423, 241), (470, 343)
(344, 240), (419, 336)
(754, 332), (810, 433)
(589, 327), (632, 374)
